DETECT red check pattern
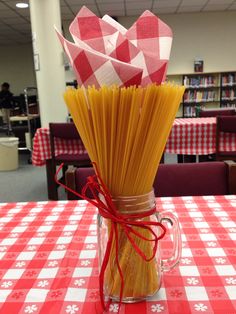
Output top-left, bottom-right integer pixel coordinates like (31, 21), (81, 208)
(0, 195), (236, 314)
(57, 7), (172, 88)
(165, 118), (216, 155)
(56, 30), (143, 88)
(165, 117), (236, 155)
(32, 119), (236, 166)
(32, 128), (87, 166)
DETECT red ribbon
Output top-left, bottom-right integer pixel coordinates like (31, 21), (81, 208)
(55, 163), (166, 311)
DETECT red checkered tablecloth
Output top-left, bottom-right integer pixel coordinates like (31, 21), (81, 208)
(0, 196), (236, 313)
(32, 119), (236, 166)
(165, 117), (236, 155)
(32, 128), (87, 166)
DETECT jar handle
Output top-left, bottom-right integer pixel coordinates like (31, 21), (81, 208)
(159, 210), (182, 272)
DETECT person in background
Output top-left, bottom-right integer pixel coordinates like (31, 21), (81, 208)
(0, 82), (13, 132)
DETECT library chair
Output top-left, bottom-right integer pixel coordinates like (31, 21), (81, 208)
(216, 116), (236, 162)
(199, 108), (235, 117)
(65, 161), (236, 200)
(47, 122), (90, 200)
(197, 108), (236, 162)
(154, 161), (236, 197)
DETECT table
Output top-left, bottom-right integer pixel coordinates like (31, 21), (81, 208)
(10, 114), (40, 122)
(32, 128), (88, 199)
(32, 120), (236, 199)
(32, 119), (236, 167)
(165, 117), (236, 155)
(0, 196), (236, 313)
(32, 128), (87, 166)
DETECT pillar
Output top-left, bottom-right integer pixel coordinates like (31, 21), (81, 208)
(29, 0), (68, 127)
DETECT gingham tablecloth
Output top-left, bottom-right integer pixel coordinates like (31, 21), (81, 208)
(32, 128), (87, 166)
(0, 196), (236, 314)
(165, 117), (236, 155)
(32, 119), (236, 166)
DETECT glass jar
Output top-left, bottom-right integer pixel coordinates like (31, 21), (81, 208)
(97, 190), (181, 303)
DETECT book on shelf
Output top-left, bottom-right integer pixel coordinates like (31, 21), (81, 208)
(194, 60), (204, 73)
(221, 73), (236, 86)
(168, 70), (236, 117)
(183, 75), (217, 88)
(183, 105), (203, 117)
(221, 103), (236, 108)
(222, 89), (236, 101)
(184, 90), (217, 103)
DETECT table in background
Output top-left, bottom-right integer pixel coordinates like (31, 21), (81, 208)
(165, 117), (236, 156)
(33, 118), (236, 166)
(32, 120), (236, 199)
(10, 114), (40, 123)
(0, 196), (236, 313)
(32, 128), (87, 166)
(32, 128), (88, 199)
(9, 114), (40, 150)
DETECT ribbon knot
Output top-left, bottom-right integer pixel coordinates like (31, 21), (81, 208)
(55, 163), (166, 311)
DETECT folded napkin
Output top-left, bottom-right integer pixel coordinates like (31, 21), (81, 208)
(57, 6), (172, 88)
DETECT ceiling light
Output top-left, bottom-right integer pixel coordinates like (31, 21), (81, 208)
(16, 3), (29, 9)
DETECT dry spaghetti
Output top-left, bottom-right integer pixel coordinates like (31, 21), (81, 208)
(63, 83), (184, 301)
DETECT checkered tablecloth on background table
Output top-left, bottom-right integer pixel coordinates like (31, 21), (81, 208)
(0, 196), (236, 314)
(32, 119), (236, 166)
(165, 117), (236, 155)
(32, 128), (87, 166)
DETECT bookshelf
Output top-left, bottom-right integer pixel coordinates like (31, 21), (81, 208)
(182, 73), (220, 117)
(167, 71), (236, 117)
(221, 72), (236, 109)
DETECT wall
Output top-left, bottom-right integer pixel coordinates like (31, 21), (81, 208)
(63, 20), (76, 82)
(118, 11), (236, 75)
(1, 10), (236, 95)
(0, 44), (36, 95)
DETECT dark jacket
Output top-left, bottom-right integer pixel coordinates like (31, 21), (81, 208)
(0, 90), (13, 109)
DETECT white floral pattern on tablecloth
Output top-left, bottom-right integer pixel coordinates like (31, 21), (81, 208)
(194, 303), (208, 312)
(109, 304), (119, 313)
(225, 277), (236, 284)
(65, 305), (79, 314)
(24, 305), (38, 313)
(151, 304), (165, 312)
(187, 278), (199, 285)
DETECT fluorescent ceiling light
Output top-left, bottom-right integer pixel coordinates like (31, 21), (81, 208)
(16, 3), (29, 8)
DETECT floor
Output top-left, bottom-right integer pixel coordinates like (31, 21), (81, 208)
(0, 152), (177, 203)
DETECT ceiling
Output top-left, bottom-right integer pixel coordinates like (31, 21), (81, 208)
(0, 0), (236, 46)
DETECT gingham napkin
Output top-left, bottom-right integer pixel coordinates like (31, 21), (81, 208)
(56, 6), (172, 88)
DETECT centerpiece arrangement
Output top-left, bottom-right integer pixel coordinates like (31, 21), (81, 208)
(56, 6), (184, 310)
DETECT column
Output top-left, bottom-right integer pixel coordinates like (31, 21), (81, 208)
(29, 0), (68, 127)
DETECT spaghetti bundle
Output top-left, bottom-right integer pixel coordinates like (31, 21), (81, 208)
(64, 83), (185, 299)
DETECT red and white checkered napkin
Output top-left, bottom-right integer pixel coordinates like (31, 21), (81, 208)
(56, 6), (172, 88)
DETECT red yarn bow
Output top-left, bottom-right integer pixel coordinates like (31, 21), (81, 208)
(55, 163), (166, 311)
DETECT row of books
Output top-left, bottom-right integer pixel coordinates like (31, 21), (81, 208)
(183, 75), (217, 88)
(183, 105), (202, 117)
(222, 89), (236, 100)
(221, 103), (236, 108)
(222, 73), (236, 86)
(184, 90), (218, 103)
(183, 104), (236, 117)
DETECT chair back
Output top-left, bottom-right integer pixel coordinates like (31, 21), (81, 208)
(199, 108), (235, 117)
(216, 116), (236, 161)
(154, 162), (228, 197)
(49, 122), (80, 160)
(75, 168), (95, 198)
(66, 167), (94, 199)
(68, 162), (232, 199)
(48, 123), (90, 200)
(49, 122), (80, 140)
(217, 116), (236, 133)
